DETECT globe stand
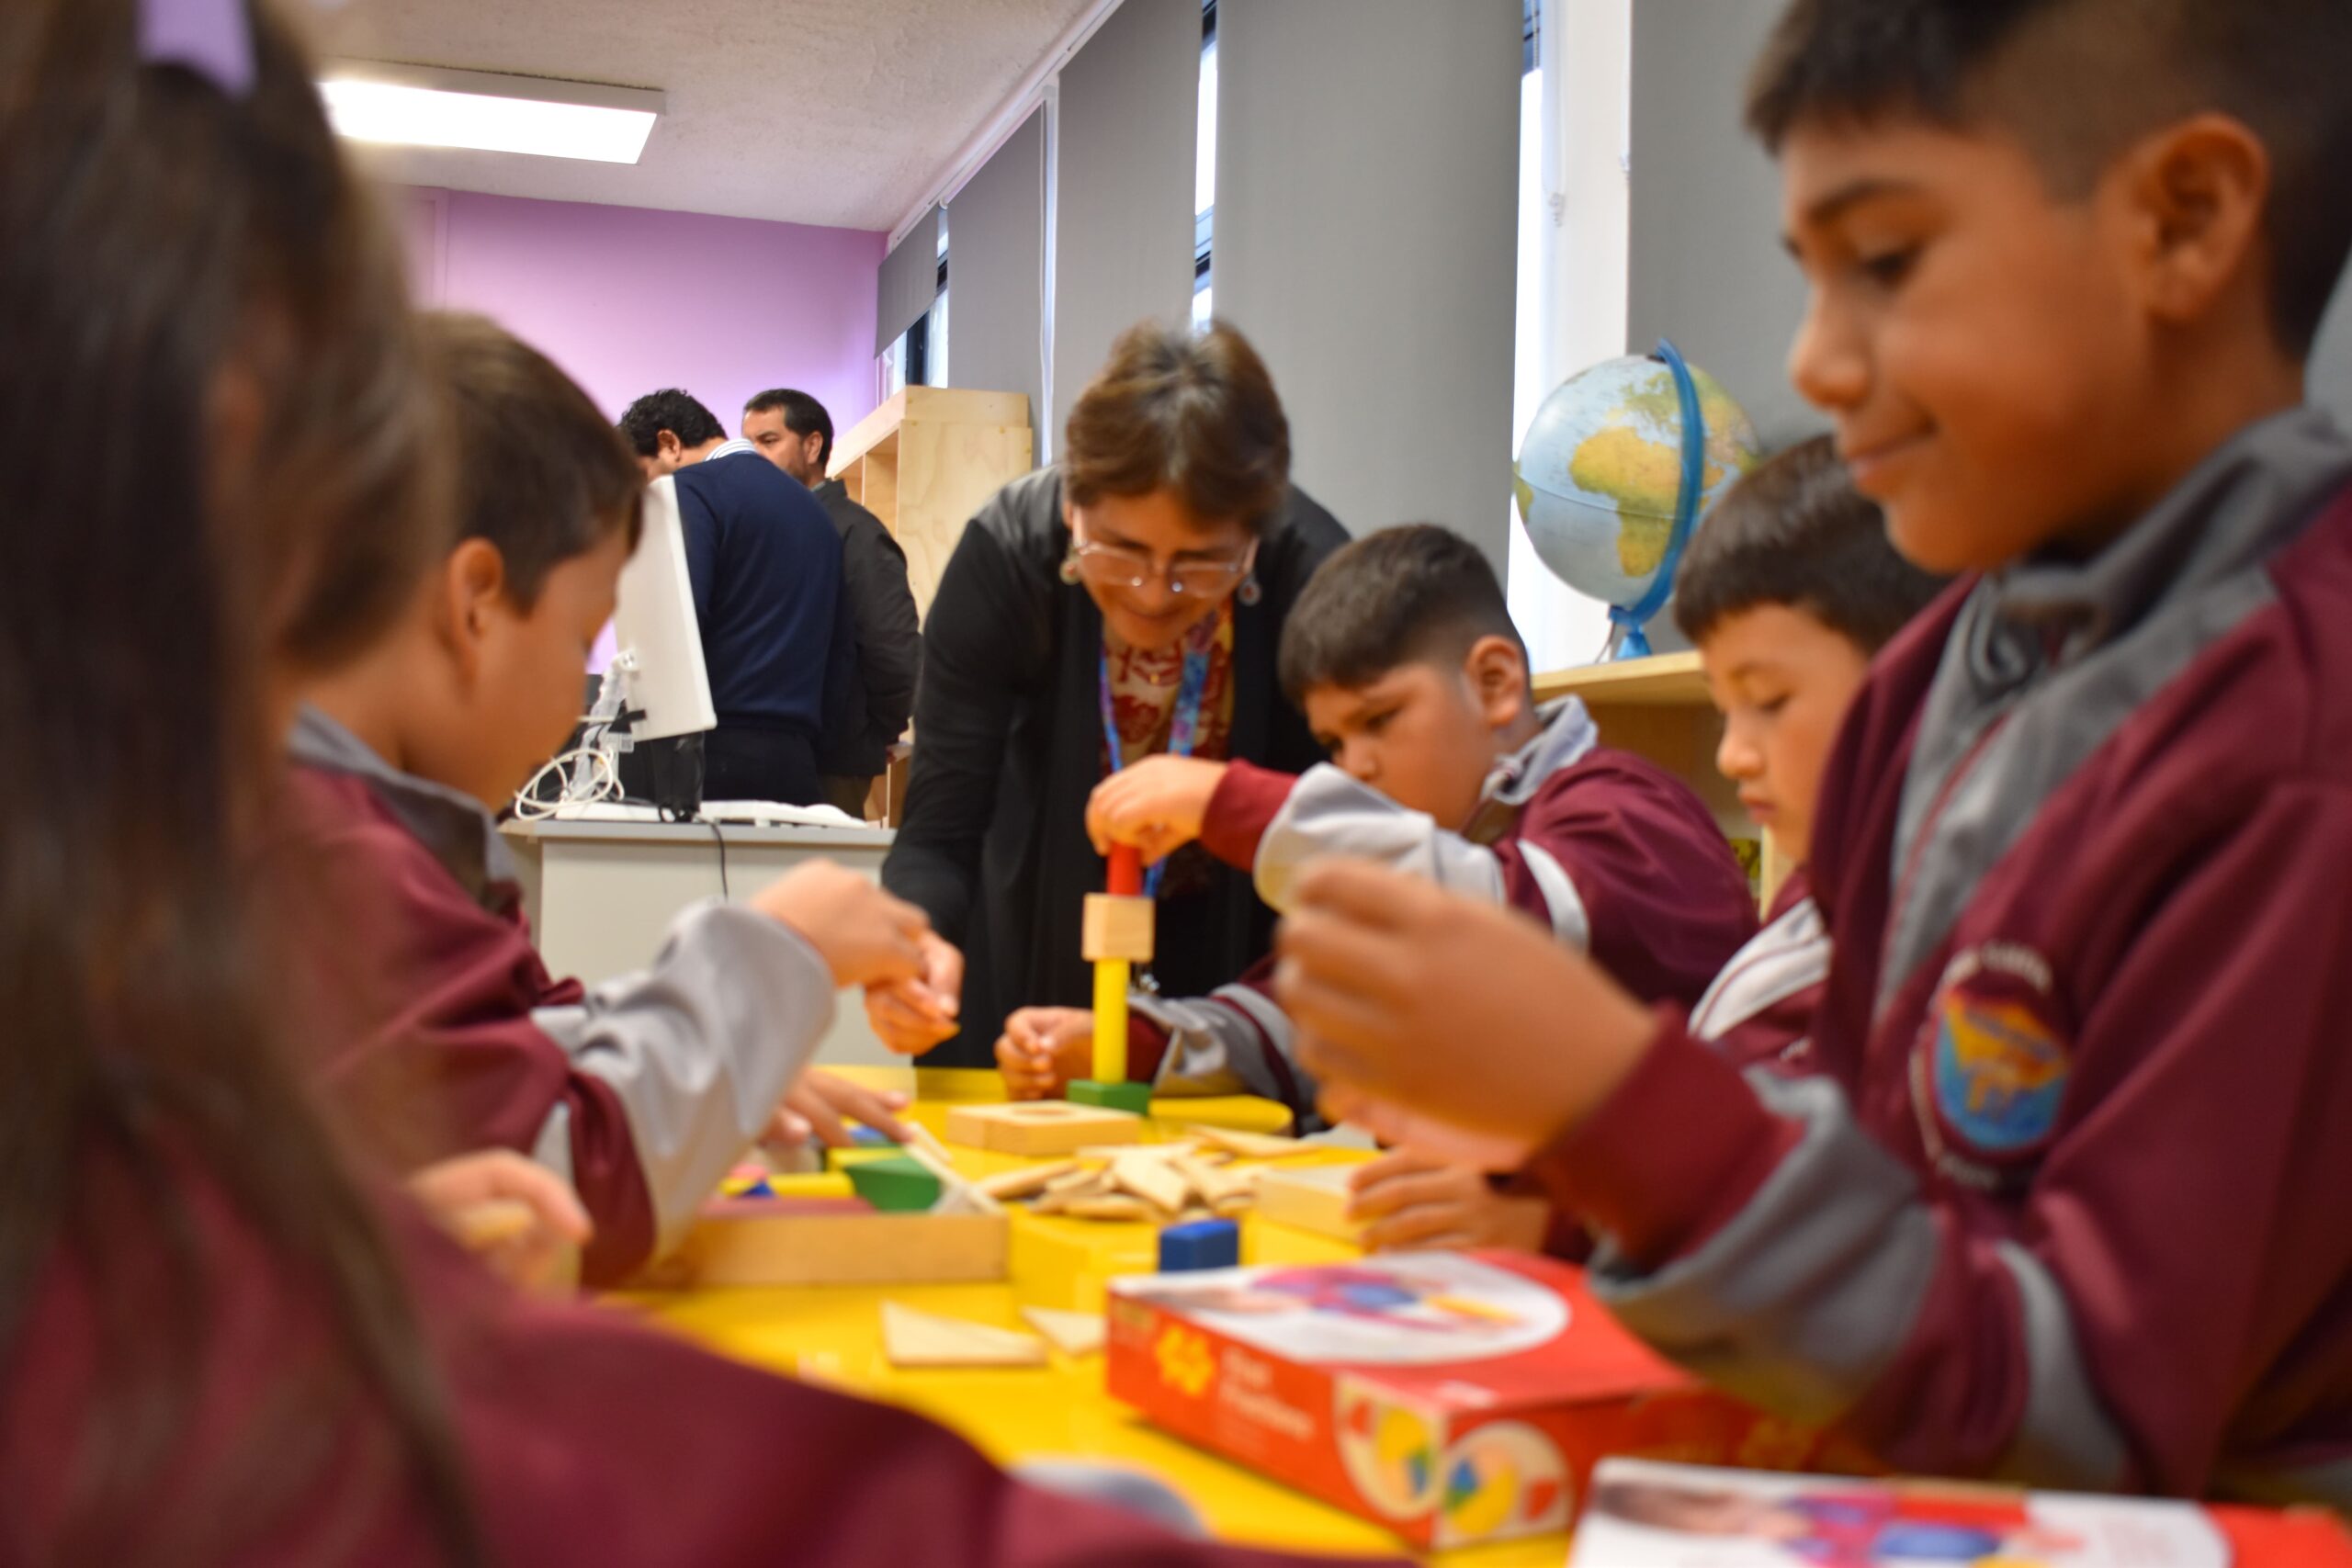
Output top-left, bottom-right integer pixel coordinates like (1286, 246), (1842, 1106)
(1602, 339), (1710, 661)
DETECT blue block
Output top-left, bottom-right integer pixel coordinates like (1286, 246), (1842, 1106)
(1158, 1218), (1241, 1272)
(847, 1124), (895, 1147)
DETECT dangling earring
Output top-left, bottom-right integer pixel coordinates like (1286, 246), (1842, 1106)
(1237, 574), (1262, 606)
(1058, 549), (1082, 585)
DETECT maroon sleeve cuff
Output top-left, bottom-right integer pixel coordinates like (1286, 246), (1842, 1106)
(1526, 1006), (1801, 1269)
(1125, 1012), (1171, 1085)
(1199, 759), (1298, 871)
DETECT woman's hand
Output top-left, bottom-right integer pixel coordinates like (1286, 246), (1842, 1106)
(769, 1069), (916, 1148)
(409, 1149), (592, 1294)
(865, 930), (965, 1055)
(1347, 1149), (1550, 1254)
(1087, 755), (1229, 863)
(994, 1007), (1098, 1099)
(750, 861), (932, 989)
(1275, 859), (1657, 1169)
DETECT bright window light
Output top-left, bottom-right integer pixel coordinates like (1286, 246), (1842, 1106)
(318, 62), (662, 164)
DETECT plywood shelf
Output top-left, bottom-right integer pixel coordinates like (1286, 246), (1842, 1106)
(1532, 650), (1711, 707)
(829, 386), (1035, 626)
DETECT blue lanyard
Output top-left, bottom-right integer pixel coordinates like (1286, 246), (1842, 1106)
(1098, 638), (1211, 900)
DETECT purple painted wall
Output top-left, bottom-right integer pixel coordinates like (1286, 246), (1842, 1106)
(399, 187), (884, 437)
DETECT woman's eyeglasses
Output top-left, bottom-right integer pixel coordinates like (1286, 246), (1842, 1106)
(1071, 539), (1253, 597)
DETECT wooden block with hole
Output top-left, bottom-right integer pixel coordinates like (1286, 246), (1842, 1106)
(642, 1201), (1008, 1288)
(1080, 893), (1154, 963)
(880, 1302), (1048, 1369)
(1252, 1165), (1365, 1243)
(945, 1100), (1146, 1156)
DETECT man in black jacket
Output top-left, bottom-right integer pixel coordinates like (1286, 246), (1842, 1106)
(744, 389), (920, 817)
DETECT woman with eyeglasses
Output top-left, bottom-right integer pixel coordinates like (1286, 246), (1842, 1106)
(871, 321), (1347, 1064)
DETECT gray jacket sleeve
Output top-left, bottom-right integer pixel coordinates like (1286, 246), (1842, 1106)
(529, 900), (835, 1256)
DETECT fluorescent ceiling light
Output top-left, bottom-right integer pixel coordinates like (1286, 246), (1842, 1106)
(319, 62), (662, 164)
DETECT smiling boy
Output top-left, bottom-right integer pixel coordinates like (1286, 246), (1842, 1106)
(1272, 0), (2352, 1501)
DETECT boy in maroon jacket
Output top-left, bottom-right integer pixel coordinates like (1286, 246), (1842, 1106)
(1675, 435), (1946, 1070)
(274, 314), (933, 1286)
(1271, 0), (2352, 1506)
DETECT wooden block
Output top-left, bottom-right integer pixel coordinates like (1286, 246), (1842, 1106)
(1173, 1154), (1254, 1207)
(1065, 1194), (1154, 1222)
(650, 1208), (1007, 1289)
(1253, 1165), (1366, 1242)
(975, 1160), (1080, 1202)
(1212, 1193), (1256, 1219)
(1046, 1167), (1108, 1195)
(1110, 1152), (1191, 1214)
(945, 1101), (1146, 1157)
(1073, 1139), (1196, 1163)
(844, 1154), (941, 1213)
(446, 1198), (537, 1250)
(1080, 894), (1155, 962)
(881, 1302), (1048, 1369)
(1020, 1305), (1107, 1357)
(899, 1139), (1002, 1214)
(1187, 1124), (1313, 1160)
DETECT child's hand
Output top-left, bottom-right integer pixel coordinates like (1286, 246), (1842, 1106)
(1087, 755), (1229, 863)
(1275, 859), (1657, 1169)
(994, 1007), (1096, 1099)
(865, 930), (964, 1055)
(1346, 1150), (1550, 1254)
(751, 861), (932, 989)
(770, 1068), (916, 1147)
(408, 1149), (592, 1294)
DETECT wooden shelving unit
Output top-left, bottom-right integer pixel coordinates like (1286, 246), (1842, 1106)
(829, 386), (1035, 624)
(1534, 652), (1786, 904)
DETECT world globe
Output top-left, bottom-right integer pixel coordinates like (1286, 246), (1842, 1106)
(1515, 344), (1762, 657)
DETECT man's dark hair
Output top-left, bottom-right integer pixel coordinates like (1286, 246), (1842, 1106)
(616, 387), (725, 459)
(1746, 0), (2352, 355)
(1065, 321), (1291, 535)
(1278, 525), (1525, 707)
(427, 312), (644, 608)
(745, 387), (834, 468)
(1674, 435), (1946, 652)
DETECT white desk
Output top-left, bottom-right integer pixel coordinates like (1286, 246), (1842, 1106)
(500, 818), (899, 1066)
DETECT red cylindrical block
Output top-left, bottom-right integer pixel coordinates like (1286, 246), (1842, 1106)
(1108, 843), (1143, 897)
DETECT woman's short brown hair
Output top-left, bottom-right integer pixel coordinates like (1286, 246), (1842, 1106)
(1062, 321), (1291, 534)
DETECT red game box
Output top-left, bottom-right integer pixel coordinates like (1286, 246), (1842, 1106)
(1105, 1251), (1846, 1551)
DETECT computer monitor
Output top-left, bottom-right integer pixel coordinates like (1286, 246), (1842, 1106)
(611, 473), (715, 741)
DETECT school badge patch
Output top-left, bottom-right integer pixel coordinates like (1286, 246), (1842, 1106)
(1915, 944), (2071, 1181)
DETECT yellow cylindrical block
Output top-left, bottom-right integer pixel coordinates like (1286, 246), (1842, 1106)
(1091, 957), (1129, 1082)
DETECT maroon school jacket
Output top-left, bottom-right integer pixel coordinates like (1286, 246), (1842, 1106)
(273, 761), (661, 1283)
(1524, 412), (2352, 1506)
(0, 1163), (1400, 1566)
(1130, 704), (1758, 1121)
(1688, 867), (1826, 1071)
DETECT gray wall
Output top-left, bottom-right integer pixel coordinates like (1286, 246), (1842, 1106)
(945, 109), (1046, 433)
(1627, 0), (1817, 449)
(1214, 0), (1522, 561)
(1051, 0), (1201, 443)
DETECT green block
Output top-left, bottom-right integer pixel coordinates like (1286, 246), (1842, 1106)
(825, 1142), (903, 1172)
(843, 1153), (940, 1213)
(1069, 1079), (1153, 1115)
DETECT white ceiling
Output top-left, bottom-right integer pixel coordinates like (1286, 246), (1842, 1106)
(311, 0), (1101, 231)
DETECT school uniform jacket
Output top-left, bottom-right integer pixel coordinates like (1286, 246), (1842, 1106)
(1133, 699), (1758, 1120)
(1687, 867), (1826, 1070)
(883, 468), (1347, 1065)
(5, 1161), (1401, 1567)
(1521, 408), (2352, 1505)
(276, 709), (829, 1285)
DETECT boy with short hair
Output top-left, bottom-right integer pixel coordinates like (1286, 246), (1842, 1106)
(277, 314), (931, 1285)
(1272, 0), (2352, 1502)
(1674, 434), (1946, 1066)
(1012, 523), (1758, 1128)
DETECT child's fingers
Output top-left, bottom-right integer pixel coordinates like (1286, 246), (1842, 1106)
(1275, 907), (1416, 1018)
(1347, 1147), (1442, 1193)
(1366, 1211), (1478, 1254)
(1289, 858), (1427, 936)
(1348, 1165), (1475, 1222)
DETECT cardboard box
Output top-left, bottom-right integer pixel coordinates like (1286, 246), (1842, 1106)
(1106, 1251), (1837, 1551)
(1567, 1458), (2352, 1566)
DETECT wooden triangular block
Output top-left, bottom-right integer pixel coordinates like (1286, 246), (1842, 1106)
(880, 1302), (1048, 1368)
(1020, 1305), (1107, 1357)
(1186, 1124), (1312, 1160)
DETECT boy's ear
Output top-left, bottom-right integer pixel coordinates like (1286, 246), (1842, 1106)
(2121, 113), (2271, 331)
(1464, 635), (1532, 728)
(435, 538), (510, 682)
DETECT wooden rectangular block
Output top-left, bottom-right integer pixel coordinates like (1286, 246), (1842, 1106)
(1252, 1165), (1365, 1243)
(945, 1100), (1147, 1156)
(646, 1206), (1008, 1289)
(1080, 894), (1155, 963)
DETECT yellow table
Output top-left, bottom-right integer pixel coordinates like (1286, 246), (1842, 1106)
(627, 1070), (1565, 1566)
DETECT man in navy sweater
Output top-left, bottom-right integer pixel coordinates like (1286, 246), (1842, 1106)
(619, 389), (848, 806)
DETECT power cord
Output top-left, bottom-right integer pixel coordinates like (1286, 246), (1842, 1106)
(706, 818), (730, 900)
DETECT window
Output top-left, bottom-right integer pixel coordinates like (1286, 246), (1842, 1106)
(1193, 1), (1216, 327)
